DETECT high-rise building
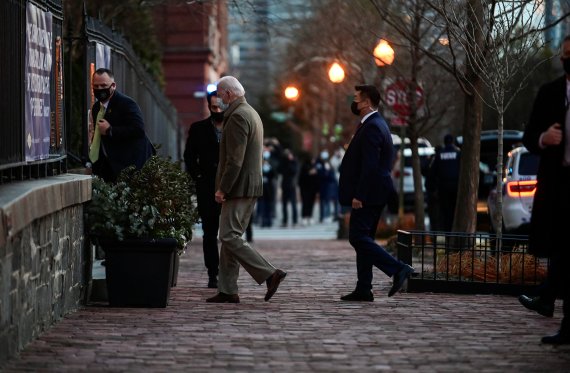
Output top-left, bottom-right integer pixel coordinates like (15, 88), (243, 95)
(544, 0), (570, 49)
(228, 0), (311, 110)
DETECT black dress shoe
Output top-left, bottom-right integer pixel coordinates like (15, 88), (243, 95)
(206, 292), (240, 303)
(265, 269), (287, 301)
(207, 277), (218, 289)
(541, 331), (570, 345)
(340, 291), (374, 302)
(388, 264), (414, 297)
(518, 295), (554, 318)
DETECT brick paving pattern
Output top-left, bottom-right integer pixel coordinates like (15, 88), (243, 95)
(2, 238), (570, 372)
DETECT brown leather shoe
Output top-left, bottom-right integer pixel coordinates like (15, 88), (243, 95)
(265, 269), (287, 301)
(206, 292), (240, 303)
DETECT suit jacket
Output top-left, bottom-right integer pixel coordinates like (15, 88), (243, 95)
(92, 91), (154, 181)
(523, 75), (568, 257)
(184, 117), (220, 182)
(338, 112), (396, 207)
(215, 96), (263, 198)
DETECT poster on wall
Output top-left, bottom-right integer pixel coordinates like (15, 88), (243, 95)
(25, 2), (53, 161)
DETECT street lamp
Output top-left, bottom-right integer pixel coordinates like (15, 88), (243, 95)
(373, 39), (395, 67)
(328, 62), (345, 151)
(284, 85), (300, 101)
(328, 62), (345, 83)
(373, 39), (404, 221)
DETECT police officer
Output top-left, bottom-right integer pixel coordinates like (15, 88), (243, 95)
(184, 90), (224, 288)
(429, 134), (460, 231)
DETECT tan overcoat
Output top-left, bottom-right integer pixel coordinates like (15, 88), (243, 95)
(216, 96), (264, 198)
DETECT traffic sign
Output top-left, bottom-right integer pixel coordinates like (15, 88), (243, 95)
(385, 80), (424, 117)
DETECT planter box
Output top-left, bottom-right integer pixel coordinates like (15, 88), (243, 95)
(98, 237), (178, 307)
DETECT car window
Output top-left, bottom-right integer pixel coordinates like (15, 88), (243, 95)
(518, 152), (539, 175)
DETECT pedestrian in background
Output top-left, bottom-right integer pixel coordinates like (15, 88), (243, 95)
(316, 150), (335, 223)
(428, 134), (460, 231)
(279, 148), (299, 227)
(88, 68), (154, 182)
(338, 84), (413, 302)
(184, 90), (224, 288)
(517, 36), (570, 345)
(257, 148), (276, 228)
(208, 76), (286, 304)
(298, 156), (320, 226)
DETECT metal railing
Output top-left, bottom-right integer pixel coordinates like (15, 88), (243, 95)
(1, 0), (179, 183)
(397, 230), (548, 295)
(1, 0), (66, 182)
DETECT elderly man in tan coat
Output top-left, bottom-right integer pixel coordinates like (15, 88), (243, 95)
(207, 76), (287, 303)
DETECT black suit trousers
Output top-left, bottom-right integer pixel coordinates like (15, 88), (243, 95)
(348, 205), (403, 292)
(196, 179), (221, 277)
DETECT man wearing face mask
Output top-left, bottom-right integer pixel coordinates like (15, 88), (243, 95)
(517, 36), (570, 345)
(184, 90), (225, 288)
(207, 76), (286, 304)
(88, 68), (154, 182)
(338, 84), (413, 302)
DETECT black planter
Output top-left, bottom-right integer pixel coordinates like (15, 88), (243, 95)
(98, 237), (178, 307)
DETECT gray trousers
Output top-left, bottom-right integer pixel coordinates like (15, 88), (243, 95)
(218, 197), (275, 295)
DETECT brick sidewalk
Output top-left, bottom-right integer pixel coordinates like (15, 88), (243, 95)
(2, 238), (569, 372)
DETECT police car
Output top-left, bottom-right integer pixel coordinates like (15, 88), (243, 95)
(487, 146), (539, 234)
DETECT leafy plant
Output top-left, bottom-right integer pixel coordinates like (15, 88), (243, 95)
(86, 156), (198, 249)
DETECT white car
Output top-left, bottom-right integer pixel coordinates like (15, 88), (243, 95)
(391, 135), (435, 210)
(487, 146), (539, 234)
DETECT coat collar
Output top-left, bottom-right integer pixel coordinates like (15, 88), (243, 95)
(223, 96), (247, 120)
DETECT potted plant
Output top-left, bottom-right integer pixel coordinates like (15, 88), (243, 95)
(86, 156), (198, 307)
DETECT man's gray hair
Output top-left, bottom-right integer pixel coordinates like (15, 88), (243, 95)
(217, 76), (245, 97)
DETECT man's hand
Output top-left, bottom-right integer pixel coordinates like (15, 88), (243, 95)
(98, 119), (111, 135)
(352, 198), (363, 209)
(542, 123), (563, 146)
(215, 190), (226, 204)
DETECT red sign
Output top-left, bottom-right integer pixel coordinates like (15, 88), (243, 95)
(385, 80), (424, 117)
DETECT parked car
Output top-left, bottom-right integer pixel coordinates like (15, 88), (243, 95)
(487, 146), (539, 234)
(456, 129), (525, 200)
(391, 135), (435, 210)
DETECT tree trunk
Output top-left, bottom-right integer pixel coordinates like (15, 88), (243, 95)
(453, 86), (482, 233)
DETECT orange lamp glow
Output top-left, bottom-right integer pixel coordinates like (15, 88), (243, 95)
(284, 86), (300, 101)
(373, 39), (395, 67)
(328, 62), (345, 83)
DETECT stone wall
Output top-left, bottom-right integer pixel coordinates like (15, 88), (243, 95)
(0, 174), (92, 365)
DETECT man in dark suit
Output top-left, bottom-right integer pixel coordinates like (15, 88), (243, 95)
(89, 68), (154, 182)
(184, 91), (224, 288)
(339, 84), (413, 302)
(518, 36), (570, 345)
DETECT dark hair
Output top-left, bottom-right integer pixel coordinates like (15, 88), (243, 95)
(444, 134), (454, 145)
(206, 90), (218, 106)
(355, 84), (380, 108)
(94, 68), (114, 79)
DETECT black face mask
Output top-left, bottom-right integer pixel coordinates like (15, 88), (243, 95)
(563, 57), (570, 75)
(350, 101), (361, 116)
(211, 111), (225, 122)
(94, 87), (112, 102)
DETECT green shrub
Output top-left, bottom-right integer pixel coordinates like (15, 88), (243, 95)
(86, 156), (199, 249)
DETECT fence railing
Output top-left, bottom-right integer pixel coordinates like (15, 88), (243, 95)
(72, 15), (179, 164)
(397, 230), (547, 295)
(1, 0), (179, 184)
(1, 0), (66, 181)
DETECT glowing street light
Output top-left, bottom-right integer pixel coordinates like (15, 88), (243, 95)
(284, 85), (300, 101)
(328, 62), (345, 83)
(373, 39), (395, 67)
